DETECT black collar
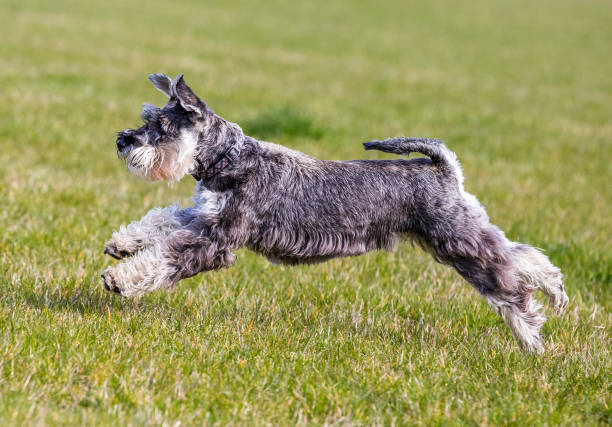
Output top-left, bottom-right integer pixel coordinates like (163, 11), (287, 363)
(192, 138), (246, 181)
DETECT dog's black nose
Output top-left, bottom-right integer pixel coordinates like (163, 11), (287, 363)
(116, 134), (130, 150)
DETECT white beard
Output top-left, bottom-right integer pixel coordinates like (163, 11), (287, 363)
(122, 130), (198, 182)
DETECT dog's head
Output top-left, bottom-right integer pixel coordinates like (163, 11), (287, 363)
(116, 74), (210, 181)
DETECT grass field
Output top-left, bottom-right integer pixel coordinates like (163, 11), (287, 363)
(1, 0), (611, 424)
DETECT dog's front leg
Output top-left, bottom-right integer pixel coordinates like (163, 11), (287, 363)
(101, 228), (235, 297)
(104, 203), (191, 260)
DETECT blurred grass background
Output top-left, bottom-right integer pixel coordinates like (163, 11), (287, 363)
(0, 0), (610, 424)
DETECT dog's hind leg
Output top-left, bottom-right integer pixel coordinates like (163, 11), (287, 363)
(457, 255), (546, 352)
(104, 203), (192, 259)
(423, 224), (547, 353)
(372, 137), (563, 351)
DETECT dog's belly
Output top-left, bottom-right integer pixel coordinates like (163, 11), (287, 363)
(263, 253), (352, 266)
(249, 224), (399, 266)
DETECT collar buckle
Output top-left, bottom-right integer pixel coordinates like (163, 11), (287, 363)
(196, 138), (246, 181)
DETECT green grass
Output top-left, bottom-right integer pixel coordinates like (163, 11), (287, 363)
(242, 106), (325, 141)
(1, 0), (610, 424)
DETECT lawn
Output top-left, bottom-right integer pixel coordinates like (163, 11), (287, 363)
(0, 0), (610, 424)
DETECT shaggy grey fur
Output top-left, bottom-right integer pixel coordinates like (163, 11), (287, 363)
(102, 74), (569, 353)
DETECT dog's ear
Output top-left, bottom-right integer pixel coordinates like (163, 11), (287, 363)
(149, 73), (173, 97)
(172, 74), (209, 117)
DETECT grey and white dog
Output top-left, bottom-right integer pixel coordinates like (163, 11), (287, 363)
(102, 73), (568, 352)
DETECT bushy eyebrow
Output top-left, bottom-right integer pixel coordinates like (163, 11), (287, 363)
(141, 103), (161, 122)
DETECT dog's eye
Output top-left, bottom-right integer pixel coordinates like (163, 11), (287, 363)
(148, 120), (163, 134)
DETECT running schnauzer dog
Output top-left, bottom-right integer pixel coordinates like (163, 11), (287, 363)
(102, 73), (568, 352)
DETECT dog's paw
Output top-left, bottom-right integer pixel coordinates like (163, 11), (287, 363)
(104, 240), (134, 260)
(101, 268), (125, 296)
(551, 290), (569, 315)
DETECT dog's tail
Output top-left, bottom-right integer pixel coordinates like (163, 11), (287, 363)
(363, 137), (463, 179)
